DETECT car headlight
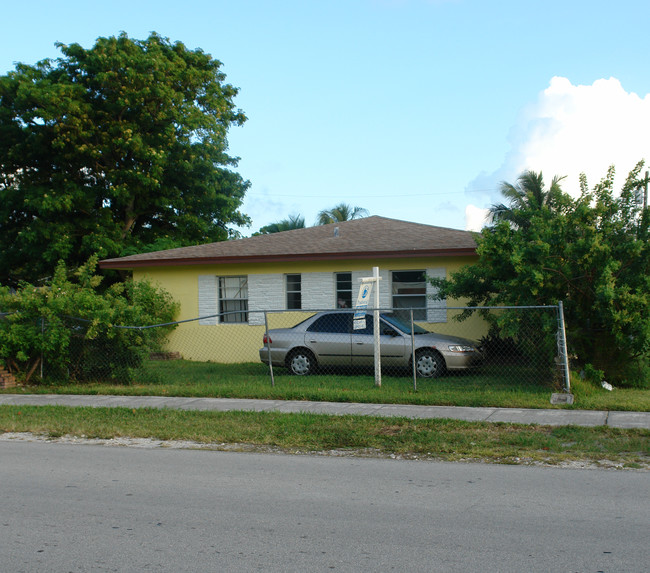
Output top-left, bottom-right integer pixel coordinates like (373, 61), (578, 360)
(447, 345), (476, 353)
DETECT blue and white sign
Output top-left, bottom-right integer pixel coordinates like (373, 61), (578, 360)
(353, 281), (373, 329)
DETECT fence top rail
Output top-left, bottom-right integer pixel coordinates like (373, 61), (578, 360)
(113, 315), (217, 330)
(446, 305), (558, 311)
(259, 305), (559, 314)
(16, 304), (560, 331)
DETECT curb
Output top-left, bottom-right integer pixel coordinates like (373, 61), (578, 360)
(1, 394), (650, 429)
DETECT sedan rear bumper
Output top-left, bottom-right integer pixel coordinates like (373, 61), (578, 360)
(259, 347), (288, 368)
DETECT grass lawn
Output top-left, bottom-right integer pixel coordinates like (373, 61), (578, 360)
(2, 359), (649, 412)
(3, 361), (649, 466)
(1, 405), (648, 469)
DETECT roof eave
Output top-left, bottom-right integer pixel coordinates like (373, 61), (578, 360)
(99, 248), (477, 270)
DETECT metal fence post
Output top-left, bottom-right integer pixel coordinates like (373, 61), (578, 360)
(264, 311), (275, 387)
(557, 301), (571, 393)
(410, 309), (416, 392)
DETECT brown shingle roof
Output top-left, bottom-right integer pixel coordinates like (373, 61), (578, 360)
(99, 216), (477, 269)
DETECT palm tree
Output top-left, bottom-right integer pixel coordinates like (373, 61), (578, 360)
(256, 214), (306, 235)
(316, 203), (369, 225)
(489, 170), (566, 227)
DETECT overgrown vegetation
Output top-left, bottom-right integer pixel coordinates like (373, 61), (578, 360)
(431, 164), (650, 386)
(0, 258), (178, 383)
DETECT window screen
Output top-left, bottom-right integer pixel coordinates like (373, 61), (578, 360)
(286, 274), (302, 309)
(392, 270), (426, 321)
(218, 276), (248, 323)
(336, 272), (352, 308)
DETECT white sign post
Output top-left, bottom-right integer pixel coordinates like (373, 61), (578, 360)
(355, 267), (382, 387)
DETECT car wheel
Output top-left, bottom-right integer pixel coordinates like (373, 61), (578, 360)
(414, 349), (444, 378)
(287, 349), (316, 376)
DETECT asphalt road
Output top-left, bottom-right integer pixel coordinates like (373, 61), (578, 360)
(1, 441), (648, 572)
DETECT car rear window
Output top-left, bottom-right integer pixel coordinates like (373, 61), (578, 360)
(307, 313), (351, 334)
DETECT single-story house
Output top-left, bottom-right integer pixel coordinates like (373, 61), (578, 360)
(99, 216), (480, 362)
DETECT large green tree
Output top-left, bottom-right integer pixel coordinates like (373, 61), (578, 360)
(0, 33), (250, 286)
(432, 162), (650, 385)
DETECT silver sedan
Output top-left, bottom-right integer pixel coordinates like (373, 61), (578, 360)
(259, 311), (483, 377)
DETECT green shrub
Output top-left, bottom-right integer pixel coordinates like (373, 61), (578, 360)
(0, 257), (178, 383)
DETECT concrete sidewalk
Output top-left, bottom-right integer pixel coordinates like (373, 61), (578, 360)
(1, 394), (649, 429)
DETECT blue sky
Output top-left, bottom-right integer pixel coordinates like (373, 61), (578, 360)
(2, 0), (649, 234)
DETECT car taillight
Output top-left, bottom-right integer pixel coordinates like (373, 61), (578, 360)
(263, 334), (272, 344)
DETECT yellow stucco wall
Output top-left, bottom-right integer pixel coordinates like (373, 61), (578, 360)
(134, 256), (487, 363)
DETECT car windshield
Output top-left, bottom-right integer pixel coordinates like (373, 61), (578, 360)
(381, 313), (429, 335)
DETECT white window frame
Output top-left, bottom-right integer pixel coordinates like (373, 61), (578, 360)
(218, 275), (249, 324)
(391, 269), (427, 320)
(286, 273), (302, 310)
(335, 272), (353, 308)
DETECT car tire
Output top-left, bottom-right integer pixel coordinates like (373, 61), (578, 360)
(287, 349), (316, 376)
(414, 349), (445, 378)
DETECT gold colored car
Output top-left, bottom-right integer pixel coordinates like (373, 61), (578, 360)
(260, 311), (483, 377)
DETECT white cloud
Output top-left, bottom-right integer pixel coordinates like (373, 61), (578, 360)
(465, 204), (489, 232)
(520, 76), (649, 189)
(464, 76), (650, 230)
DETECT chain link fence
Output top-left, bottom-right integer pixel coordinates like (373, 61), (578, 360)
(0, 313), (174, 384)
(1, 305), (571, 392)
(258, 306), (569, 391)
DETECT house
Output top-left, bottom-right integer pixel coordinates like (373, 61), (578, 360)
(99, 216), (479, 362)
